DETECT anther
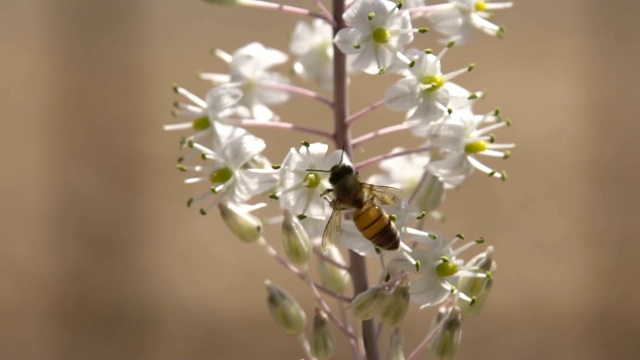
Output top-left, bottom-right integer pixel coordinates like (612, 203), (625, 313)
(368, 12), (375, 20)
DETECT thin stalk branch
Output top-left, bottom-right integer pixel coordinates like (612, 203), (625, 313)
(407, 310), (449, 360)
(297, 333), (316, 360)
(355, 145), (435, 170)
(238, 119), (332, 139)
(352, 123), (411, 146)
(263, 82), (334, 107)
(257, 238), (352, 302)
(313, 247), (351, 271)
(239, 0), (331, 21)
(346, 100), (385, 125)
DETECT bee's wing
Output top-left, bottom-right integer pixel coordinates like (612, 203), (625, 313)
(322, 202), (343, 251)
(361, 183), (405, 205)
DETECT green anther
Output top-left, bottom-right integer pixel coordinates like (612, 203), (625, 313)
(449, 285), (457, 293)
(301, 140), (310, 147)
(378, 67), (387, 75)
(353, 43), (361, 49)
(506, 119), (513, 127)
(177, 164), (187, 172)
(187, 139), (195, 148)
(474, 1), (486, 12)
(465, 140), (488, 154)
(494, 107), (501, 116)
(456, 233), (465, 240)
(415, 260), (421, 272)
(501, 170), (508, 181)
(272, 164), (282, 170)
(447, 40), (455, 48)
(447, 108), (453, 115)
(489, 134), (496, 143)
(269, 193), (279, 200)
(396, 0), (403, 9)
(416, 211), (426, 220)
(468, 63), (475, 72)
(424, 48), (433, 54)
(209, 167), (233, 184)
(211, 186), (219, 194)
(304, 172), (322, 189)
(385, 273), (391, 282)
(389, 214), (398, 221)
(440, 256), (450, 263)
(373, 28), (391, 44)
(436, 261), (458, 277)
(418, 27), (428, 33)
(201, 153), (207, 161)
(468, 93), (478, 100)
(486, 271), (494, 280)
(408, 60), (416, 68)
(422, 75), (445, 92)
(375, 247), (382, 254)
(192, 115), (211, 130)
(172, 83), (180, 93)
(297, 214), (308, 220)
(177, 156), (184, 163)
(187, 198), (194, 208)
(428, 233), (437, 239)
(200, 208), (207, 215)
(179, 137), (187, 148)
(469, 296), (478, 306)
(503, 150), (511, 159)
(368, 12), (375, 20)
(475, 237), (485, 244)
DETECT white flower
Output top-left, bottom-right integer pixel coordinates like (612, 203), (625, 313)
(290, 20), (335, 89)
(389, 229), (491, 308)
(334, 0), (416, 74)
(425, 108), (514, 186)
(276, 143), (347, 218)
(427, 0), (512, 44)
(384, 46), (474, 125)
(180, 125), (278, 213)
(200, 42), (290, 121)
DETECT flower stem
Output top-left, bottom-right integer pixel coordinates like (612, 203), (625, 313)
(352, 123), (411, 146)
(332, 0), (379, 358)
(346, 100), (385, 125)
(355, 145), (435, 170)
(238, 119), (333, 139)
(238, 0), (331, 21)
(296, 333), (316, 360)
(262, 82), (334, 107)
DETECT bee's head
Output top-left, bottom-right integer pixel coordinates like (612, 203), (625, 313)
(329, 164), (355, 185)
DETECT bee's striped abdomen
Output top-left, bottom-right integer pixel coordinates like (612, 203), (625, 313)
(353, 202), (400, 250)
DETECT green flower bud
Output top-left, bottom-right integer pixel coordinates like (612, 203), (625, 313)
(389, 327), (405, 360)
(414, 173), (444, 214)
(379, 277), (411, 326)
(351, 285), (386, 320)
(266, 281), (307, 335)
(309, 309), (336, 360)
(218, 202), (262, 244)
(430, 306), (462, 360)
(281, 210), (312, 265)
(456, 246), (495, 317)
(318, 248), (351, 294)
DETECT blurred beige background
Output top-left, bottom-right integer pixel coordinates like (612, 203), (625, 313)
(2, 0), (640, 359)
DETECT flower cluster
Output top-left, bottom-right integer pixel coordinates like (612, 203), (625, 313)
(165, 0), (513, 358)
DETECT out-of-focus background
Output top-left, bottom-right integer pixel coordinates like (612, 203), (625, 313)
(2, 0), (640, 359)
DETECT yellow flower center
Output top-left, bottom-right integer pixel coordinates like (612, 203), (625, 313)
(373, 28), (391, 44)
(465, 140), (488, 154)
(436, 260), (458, 277)
(209, 167), (233, 184)
(192, 115), (211, 130)
(475, 1), (487, 12)
(422, 75), (446, 92)
(304, 172), (322, 189)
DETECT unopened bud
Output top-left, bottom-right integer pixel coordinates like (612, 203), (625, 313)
(456, 246), (495, 317)
(413, 172), (444, 213)
(318, 247), (351, 294)
(430, 306), (462, 360)
(281, 210), (312, 265)
(218, 202), (262, 243)
(351, 285), (386, 320)
(309, 309), (336, 359)
(379, 277), (411, 326)
(266, 281), (307, 335)
(389, 327), (405, 360)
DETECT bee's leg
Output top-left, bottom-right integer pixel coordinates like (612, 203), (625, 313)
(320, 188), (333, 197)
(376, 248), (390, 281)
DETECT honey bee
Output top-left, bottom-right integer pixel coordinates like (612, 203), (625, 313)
(321, 163), (404, 251)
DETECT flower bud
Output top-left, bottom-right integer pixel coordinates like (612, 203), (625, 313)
(218, 202), (262, 244)
(266, 281), (307, 335)
(413, 172), (444, 213)
(379, 277), (411, 326)
(456, 246), (495, 318)
(309, 309), (336, 359)
(351, 285), (386, 320)
(429, 306), (462, 360)
(281, 210), (312, 265)
(389, 327), (405, 360)
(318, 247), (351, 294)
